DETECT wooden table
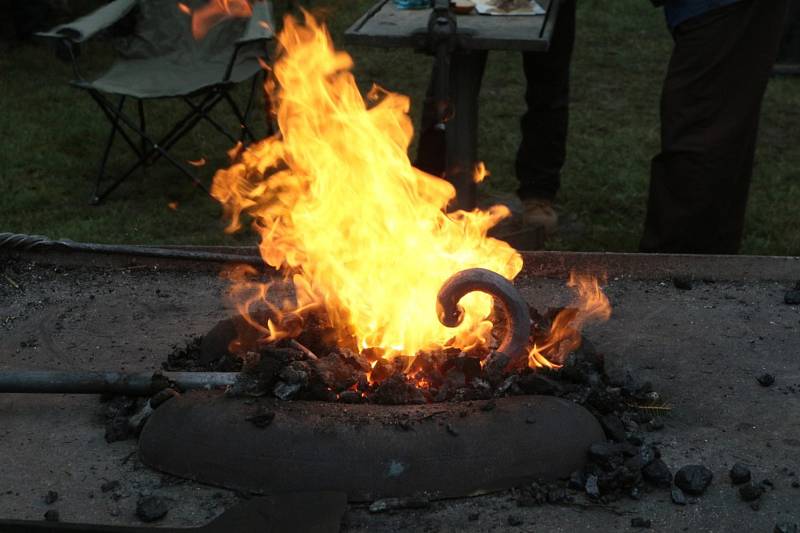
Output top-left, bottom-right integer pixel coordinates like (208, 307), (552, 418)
(345, 0), (560, 210)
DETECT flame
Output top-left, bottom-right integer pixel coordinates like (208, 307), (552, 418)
(212, 14), (521, 359)
(528, 273), (612, 368)
(180, 0), (253, 39)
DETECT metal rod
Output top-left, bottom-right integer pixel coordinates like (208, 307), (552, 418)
(0, 371), (239, 395)
(0, 232), (265, 267)
(436, 268), (531, 361)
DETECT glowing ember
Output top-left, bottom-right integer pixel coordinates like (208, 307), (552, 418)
(210, 13), (610, 372)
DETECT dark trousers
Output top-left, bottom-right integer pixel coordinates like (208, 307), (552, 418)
(414, 0), (576, 201)
(639, 0), (787, 254)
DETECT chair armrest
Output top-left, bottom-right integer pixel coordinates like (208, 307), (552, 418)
(35, 0), (138, 43)
(236, 1), (275, 46)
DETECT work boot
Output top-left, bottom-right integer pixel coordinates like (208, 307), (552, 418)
(478, 191), (523, 236)
(478, 192), (548, 251)
(522, 197), (558, 237)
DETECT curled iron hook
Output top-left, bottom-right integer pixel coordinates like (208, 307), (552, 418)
(436, 268), (531, 361)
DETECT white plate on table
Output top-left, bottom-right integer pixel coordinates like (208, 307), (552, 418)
(473, 0), (546, 15)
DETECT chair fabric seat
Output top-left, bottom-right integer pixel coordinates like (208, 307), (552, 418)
(74, 51), (262, 98)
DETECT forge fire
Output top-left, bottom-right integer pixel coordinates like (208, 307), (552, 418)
(206, 14), (611, 401)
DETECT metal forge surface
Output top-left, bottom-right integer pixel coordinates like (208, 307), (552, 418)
(1, 248), (799, 531)
(139, 393), (603, 501)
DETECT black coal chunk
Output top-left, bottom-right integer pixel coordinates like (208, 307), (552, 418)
(642, 459), (673, 488)
(757, 373), (775, 387)
(341, 349), (372, 373)
(785, 289), (800, 305)
(371, 375), (426, 405)
(739, 482), (763, 502)
(43, 491), (58, 505)
(674, 465), (713, 495)
(370, 356), (413, 383)
(730, 463), (752, 485)
(136, 495), (169, 523)
(449, 355), (482, 381)
(44, 510), (59, 522)
(311, 353), (360, 392)
(517, 372), (562, 396)
(600, 414), (627, 442)
(338, 390), (364, 403)
(671, 487), (687, 505)
(482, 351), (510, 386)
(631, 517), (652, 529)
(586, 388), (622, 414)
(588, 442), (623, 466)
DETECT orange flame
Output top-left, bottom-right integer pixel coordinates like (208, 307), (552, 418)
(212, 14), (521, 359)
(180, 0), (253, 39)
(528, 273), (612, 369)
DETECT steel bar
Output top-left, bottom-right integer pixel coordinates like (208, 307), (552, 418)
(0, 371), (238, 395)
(436, 268), (531, 361)
(0, 232), (264, 266)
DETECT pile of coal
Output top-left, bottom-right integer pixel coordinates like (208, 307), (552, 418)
(168, 304), (641, 407)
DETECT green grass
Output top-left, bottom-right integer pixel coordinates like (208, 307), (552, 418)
(1, 0), (798, 254)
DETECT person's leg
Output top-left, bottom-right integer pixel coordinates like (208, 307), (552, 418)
(640, 0), (787, 254)
(515, 0), (576, 202)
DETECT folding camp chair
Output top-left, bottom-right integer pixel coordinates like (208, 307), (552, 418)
(37, 0), (275, 204)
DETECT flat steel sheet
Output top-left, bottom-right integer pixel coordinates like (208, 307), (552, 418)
(345, 0), (559, 51)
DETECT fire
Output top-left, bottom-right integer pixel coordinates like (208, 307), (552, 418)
(212, 13), (520, 358)
(211, 13), (611, 371)
(179, 0), (253, 39)
(528, 274), (611, 369)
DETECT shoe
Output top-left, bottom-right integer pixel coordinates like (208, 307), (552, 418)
(477, 191), (523, 236)
(522, 198), (558, 237)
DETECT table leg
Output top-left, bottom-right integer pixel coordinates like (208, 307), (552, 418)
(445, 49), (488, 211)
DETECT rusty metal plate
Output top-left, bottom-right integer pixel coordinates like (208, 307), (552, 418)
(139, 392), (603, 501)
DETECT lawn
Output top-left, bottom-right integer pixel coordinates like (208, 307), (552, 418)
(1, 0), (798, 254)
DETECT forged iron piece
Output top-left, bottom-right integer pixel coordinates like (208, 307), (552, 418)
(139, 392), (604, 501)
(436, 268), (531, 361)
(0, 232), (263, 266)
(0, 493), (347, 532)
(0, 370), (238, 395)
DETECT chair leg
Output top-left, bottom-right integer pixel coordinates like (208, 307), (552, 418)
(137, 99), (148, 169)
(91, 95), (126, 206)
(241, 72), (267, 141)
(222, 80), (261, 144)
(88, 90), (227, 203)
(182, 93), (240, 146)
